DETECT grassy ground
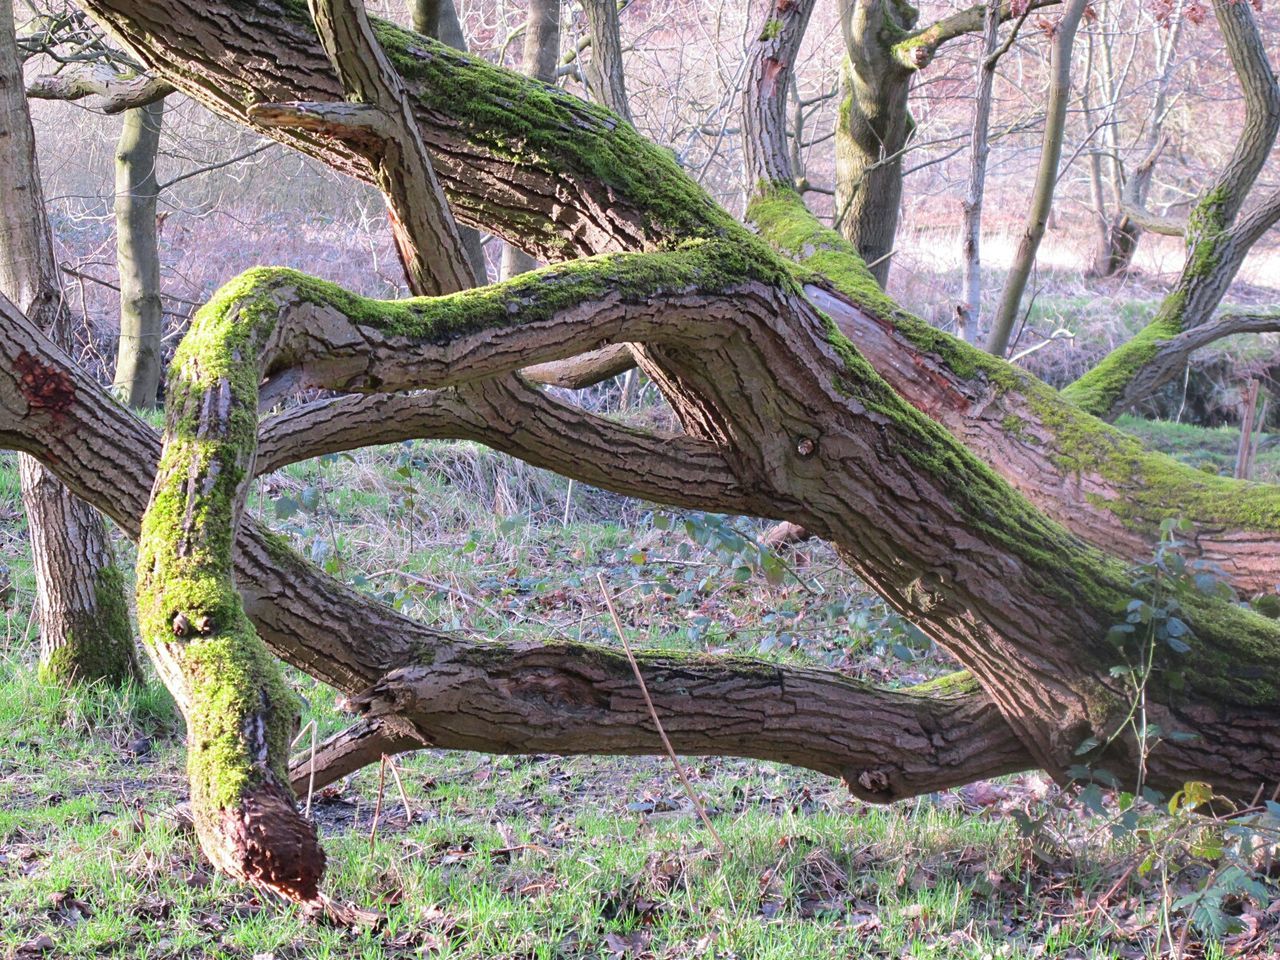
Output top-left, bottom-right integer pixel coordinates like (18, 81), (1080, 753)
(0, 434), (1276, 960)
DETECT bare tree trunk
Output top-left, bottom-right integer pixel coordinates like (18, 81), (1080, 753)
(499, 0), (559, 280)
(958, 0), (1000, 344)
(834, 0), (914, 288)
(112, 98), (165, 409)
(581, 0), (630, 121)
(0, 0), (138, 686)
(987, 0), (1089, 357)
(408, 0), (487, 282)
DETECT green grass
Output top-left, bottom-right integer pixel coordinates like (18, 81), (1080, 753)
(0, 441), (1274, 957)
(1118, 415), (1280, 484)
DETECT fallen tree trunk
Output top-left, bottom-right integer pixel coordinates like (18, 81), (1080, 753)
(8, 0), (1271, 904)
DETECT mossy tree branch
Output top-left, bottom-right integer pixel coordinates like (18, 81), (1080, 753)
(13, 0), (1280, 896)
(747, 187), (1280, 598)
(1062, 0), (1280, 418)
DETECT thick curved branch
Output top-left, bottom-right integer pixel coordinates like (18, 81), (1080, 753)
(255, 378), (756, 514)
(1115, 312), (1280, 408)
(747, 188), (1280, 597)
(76, 0), (736, 261)
(1230, 186), (1280, 251)
(213, 255), (743, 399)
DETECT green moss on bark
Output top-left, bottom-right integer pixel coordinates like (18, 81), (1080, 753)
(37, 563), (139, 687)
(748, 186), (1280, 543)
(136, 273), (303, 821)
(277, 0), (735, 252)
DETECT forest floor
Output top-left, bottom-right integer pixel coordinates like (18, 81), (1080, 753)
(0, 417), (1278, 960)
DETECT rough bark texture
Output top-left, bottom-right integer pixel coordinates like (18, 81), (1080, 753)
(27, 61), (172, 113)
(834, 0), (914, 288)
(14, 0), (1278, 899)
(0, 0), (138, 687)
(742, 0), (814, 188)
(581, 0), (630, 122)
(113, 98), (165, 409)
(748, 191), (1280, 598)
(408, 0), (487, 282)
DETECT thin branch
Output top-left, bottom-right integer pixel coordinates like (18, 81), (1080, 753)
(599, 574), (726, 853)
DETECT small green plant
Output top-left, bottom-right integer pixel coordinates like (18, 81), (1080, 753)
(1042, 519), (1280, 945)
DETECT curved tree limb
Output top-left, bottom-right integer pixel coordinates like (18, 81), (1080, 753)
(747, 188), (1280, 597)
(29, 0), (1280, 844)
(255, 379), (754, 513)
(26, 61), (172, 112)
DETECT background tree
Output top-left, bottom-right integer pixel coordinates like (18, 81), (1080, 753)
(0, 0), (137, 686)
(986, 0), (1089, 357)
(499, 0), (560, 280)
(112, 98), (165, 408)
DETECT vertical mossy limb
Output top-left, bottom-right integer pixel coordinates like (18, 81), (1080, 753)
(135, 279), (323, 901)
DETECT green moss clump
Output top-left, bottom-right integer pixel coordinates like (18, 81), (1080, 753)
(759, 18), (783, 40)
(136, 269), (305, 821)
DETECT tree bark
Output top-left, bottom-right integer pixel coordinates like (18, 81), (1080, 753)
(834, 0), (1054, 289)
(834, 0), (915, 288)
(581, 0), (630, 122)
(986, 0), (1088, 357)
(112, 98), (165, 409)
(499, 0), (559, 280)
(0, 0), (138, 687)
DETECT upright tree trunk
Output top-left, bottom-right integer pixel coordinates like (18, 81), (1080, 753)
(499, 0), (559, 280)
(581, 0), (630, 121)
(408, 0), (487, 282)
(1087, 7), (1184, 278)
(958, 0), (1000, 344)
(0, 1), (138, 686)
(987, 0), (1088, 357)
(112, 98), (164, 409)
(834, 0), (915, 288)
